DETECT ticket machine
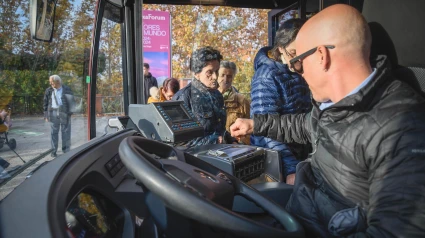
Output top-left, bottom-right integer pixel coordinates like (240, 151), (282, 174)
(124, 101), (283, 184)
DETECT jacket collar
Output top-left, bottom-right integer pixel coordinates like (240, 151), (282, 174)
(49, 84), (69, 93)
(255, 47), (287, 72)
(192, 78), (211, 93)
(313, 55), (392, 111)
(224, 87), (238, 103)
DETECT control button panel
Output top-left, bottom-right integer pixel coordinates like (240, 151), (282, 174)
(129, 102), (205, 143)
(105, 154), (124, 177)
(156, 105), (171, 121)
(171, 121), (202, 131)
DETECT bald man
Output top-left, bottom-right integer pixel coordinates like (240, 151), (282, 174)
(230, 4), (425, 237)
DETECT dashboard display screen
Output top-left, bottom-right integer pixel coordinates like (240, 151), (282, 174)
(162, 105), (189, 122)
(66, 191), (124, 238)
(219, 146), (256, 158)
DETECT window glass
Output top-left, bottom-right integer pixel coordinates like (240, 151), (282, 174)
(95, 5), (124, 138)
(0, 0), (96, 200)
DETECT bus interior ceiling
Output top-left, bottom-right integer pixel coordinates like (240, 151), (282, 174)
(142, 0), (299, 9)
(141, 0), (356, 11)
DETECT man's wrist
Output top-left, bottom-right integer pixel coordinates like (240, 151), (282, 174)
(252, 115), (262, 136)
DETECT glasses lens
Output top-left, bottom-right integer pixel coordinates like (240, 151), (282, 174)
(294, 61), (303, 74)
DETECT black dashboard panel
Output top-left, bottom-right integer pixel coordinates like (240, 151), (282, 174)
(0, 128), (288, 238)
(0, 130), (144, 238)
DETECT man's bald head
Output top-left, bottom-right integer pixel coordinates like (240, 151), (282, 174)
(294, 4), (373, 103)
(298, 4), (371, 59)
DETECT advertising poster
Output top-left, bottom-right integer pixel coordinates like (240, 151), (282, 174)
(143, 10), (171, 86)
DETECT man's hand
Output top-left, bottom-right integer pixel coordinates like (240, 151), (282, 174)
(218, 136), (223, 144)
(230, 118), (254, 140)
(44, 118), (49, 122)
(286, 173), (296, 185)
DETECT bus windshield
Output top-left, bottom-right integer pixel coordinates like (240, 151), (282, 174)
(0, 1), (273, 200)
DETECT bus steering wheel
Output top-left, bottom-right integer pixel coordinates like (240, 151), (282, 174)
(119, 136), (304, 238)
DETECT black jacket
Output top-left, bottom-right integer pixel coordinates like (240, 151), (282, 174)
(173, 80), (227, 146)
(143, 73), (158, 103)
(254, 56), (425, 237)
(43, 85), (74, 122)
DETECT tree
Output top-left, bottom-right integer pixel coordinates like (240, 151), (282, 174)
(143, 4), (269, 96)
(1, 0), (93, 114)
(97, 20), (123, 98)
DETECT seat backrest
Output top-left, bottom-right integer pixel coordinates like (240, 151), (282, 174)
(393, 67), (425, 97)
(362, 0), (425, 95)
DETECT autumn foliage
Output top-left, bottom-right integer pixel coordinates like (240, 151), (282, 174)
(0, 2), (269, 115)
(143, 4), (269, 95)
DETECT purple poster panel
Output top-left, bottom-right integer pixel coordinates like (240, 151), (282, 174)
(143, 10), (171, 86)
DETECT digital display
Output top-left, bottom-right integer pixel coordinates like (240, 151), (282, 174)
(219, 146), (256, 158)
(66, 191), (123, 238)
(162, 105), (189, 122)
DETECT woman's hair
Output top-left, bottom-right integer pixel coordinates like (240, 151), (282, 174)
(163, 78), (180, 94)
(271, 18), (307, 61)
(190, 46), (223, 74)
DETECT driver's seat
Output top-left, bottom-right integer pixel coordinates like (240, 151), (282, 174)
(393, 67), (425, 97)
(362, 0), (425, 97)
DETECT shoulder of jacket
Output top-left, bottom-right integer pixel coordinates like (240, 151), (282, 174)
(62, 85), (73, 92)
(174, 85), (191, 99)
(253, 64), (284, 82)
(241, 94), (251, 105)
(233, 92), (246, 103)
(45, 87), (53, 95)
(182, 84), (192, 95)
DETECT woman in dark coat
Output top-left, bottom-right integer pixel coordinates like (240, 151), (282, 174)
(173, 46), (227, 146)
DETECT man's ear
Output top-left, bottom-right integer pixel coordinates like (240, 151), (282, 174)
(317, 45), (331, 72)
(194, 72), (199, 80)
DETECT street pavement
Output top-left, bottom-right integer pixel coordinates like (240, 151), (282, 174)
(0, 115), (115, 200)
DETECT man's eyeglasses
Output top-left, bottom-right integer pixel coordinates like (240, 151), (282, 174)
(289, 45), (335, 74)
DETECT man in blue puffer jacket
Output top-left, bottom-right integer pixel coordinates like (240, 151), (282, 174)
(250, 18), (312, 184)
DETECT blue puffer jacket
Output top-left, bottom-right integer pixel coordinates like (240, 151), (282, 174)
(250, 47), (311, 177)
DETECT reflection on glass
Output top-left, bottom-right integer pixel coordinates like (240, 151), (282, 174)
(66, 191), (124, 237)
(35, 0), (56, 41)
(95, 4), (124, 138)
(0, 0), (94, 200)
